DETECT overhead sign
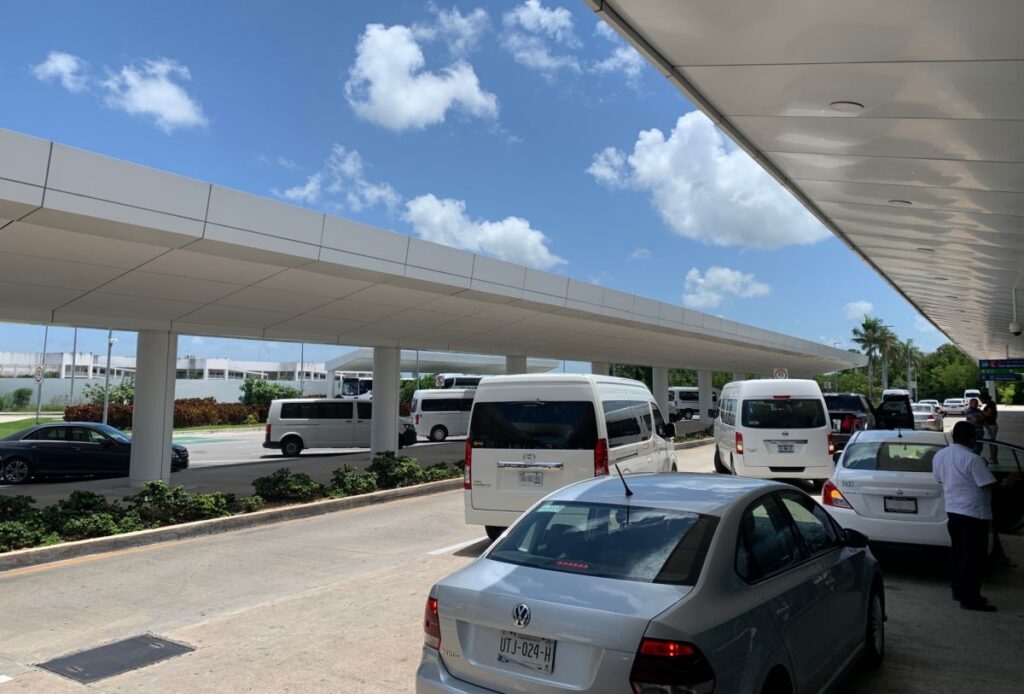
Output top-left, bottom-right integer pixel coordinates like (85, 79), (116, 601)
(979, 359), (1024, 369)
(33, 366), (44, 383)
(984, 373), (1022, 382)
(773, 368), (789, 379)
(980, 367), (1021, 376)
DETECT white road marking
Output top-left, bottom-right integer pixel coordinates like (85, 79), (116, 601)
(427, 537), (487, 556)
(0, 675), (13, 684)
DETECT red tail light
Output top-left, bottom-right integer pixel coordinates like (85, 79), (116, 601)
(927, 414), (935, 420)
(264, 423), (271, 443)
(464, 439), (472, 490)
(594, 438), (609, 477)
(735, 432), (744, 455)
(630, 638), (715, 694)
(822, 479), (852, 509)
(415, 414), (420, 425)
(840, 414), (856, 433)
(423, 596), (441, 649)
(828, 432), (836, 456)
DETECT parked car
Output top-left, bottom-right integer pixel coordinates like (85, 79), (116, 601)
(824, 392), (876, 450)
(874, 391), (915, 430)
(918, 399), (943, 414)
(912, 404), (944, 431)
(418, 473), (884, 694)
(411, 388), (474, 442)
(464, 374), (676, 540)
(0, 422), (188, 484)
(263, 398), (413, 455)
(714, 379), (835, 482)
(942, 398), (967, 415)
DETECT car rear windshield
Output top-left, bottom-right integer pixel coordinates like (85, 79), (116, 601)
(912, 405), (933, 413)
(843, 442), (945, 472)
(469, 401), (598, 449)
(741, 399), (825, 429)
(489, 501), (718, 585)
(823, 394), (867, 412)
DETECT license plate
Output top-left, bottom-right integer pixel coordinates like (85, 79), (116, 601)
(519, 471), (543, 486)
(497, 630), (556, 674)
(884, 496), (918, 514)
(777, 444), (794, 454)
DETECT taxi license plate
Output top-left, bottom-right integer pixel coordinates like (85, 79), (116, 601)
(777, 444), (794, 454)
(519, 471), (543, 486)
(498, 630), (556, 674)
(884, 496), (918, 514)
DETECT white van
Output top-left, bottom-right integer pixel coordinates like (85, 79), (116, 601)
(667, 386), (720, 421)
(412, 388), (475, 442)
(963, 388), (982, 402)
(263, 398), (413, 456)
(714, 379), (834, 481)
(464, 374), (677, 539)
(435, 373), (483, 389)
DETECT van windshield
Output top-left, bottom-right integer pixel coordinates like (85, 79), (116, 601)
(741, 399), (825, 429)
(469, 401), (598, 450)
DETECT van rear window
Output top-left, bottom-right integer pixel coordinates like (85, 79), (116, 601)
(469, 401), (597, 450)
(741, 399), (825, 429)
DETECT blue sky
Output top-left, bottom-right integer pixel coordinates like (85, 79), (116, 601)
(0, 0), (943, 365)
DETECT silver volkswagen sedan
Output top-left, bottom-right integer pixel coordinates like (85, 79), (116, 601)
(417, 473), (884, 694)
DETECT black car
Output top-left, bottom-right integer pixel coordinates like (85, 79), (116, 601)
(0, 422), (188, 484)
(399, 421), (418, 448)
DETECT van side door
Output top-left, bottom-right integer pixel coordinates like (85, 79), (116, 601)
(650, 402), (674, 471)
(317, 401), (353, 447)
(353, 402), (372, 447)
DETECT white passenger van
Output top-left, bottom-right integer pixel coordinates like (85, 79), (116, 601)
(464, 374), (677, 539)
(263, 398), (406, 456)
(963, 388), (981, 402)
(435, 373), (483, 389)
(411, 388), (475, 442)
(667, 386), (720, 421)
(714, 379), (835, 481)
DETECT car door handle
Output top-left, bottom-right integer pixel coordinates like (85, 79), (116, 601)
(775, 602), (791, 619)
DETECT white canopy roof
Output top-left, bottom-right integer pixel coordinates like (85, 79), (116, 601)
(326, 349), (558, 375)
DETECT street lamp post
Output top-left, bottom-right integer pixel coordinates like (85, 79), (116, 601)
(102, 331), (118, 425)
(833, 341), (842, 393)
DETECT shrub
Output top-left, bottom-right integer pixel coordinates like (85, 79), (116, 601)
(251, 468), (324, 502)
(11, 387), (33, 409)
(238, 495), (264, 513)
(60, 512), (123, 541)
(420, 462), (463, 483)
(0, 521), (60, 553)
(328, 465), (378, 497)
(64, 398), (267, 429)
(368, 451), (428, 488)
(122, 482), (234, 525)
(244, 413), (260, 426)
(41, 491), (122, 535)
(239, 377), (301, 407)
(0, 495), (40, 524)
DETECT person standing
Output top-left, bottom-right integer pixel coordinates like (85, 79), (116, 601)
(979, 392), (999, 463)
(933, 421), (998, 611)
(963, 398), (985, 454)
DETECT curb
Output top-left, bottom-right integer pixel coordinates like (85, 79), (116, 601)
(675, 437), (713, 450)
(0, 478), (463, 573)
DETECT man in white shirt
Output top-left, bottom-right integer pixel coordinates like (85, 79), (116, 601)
(933, 421), (998, 611)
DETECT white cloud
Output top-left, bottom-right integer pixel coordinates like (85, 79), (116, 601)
(275, 156), (298, 170)
(101, 58), (207, 133)
(591, 21), (645, 84)
(587, 111), (831, 249)
(501, 1), (581, 73)
(682, 266), (770, 310)
(273, 173), (322, 205)
(404, 194), (566, 270)
(414, 5), (490, 55)
(345, 23), (498, 131)
(272, 144), (400, 212)
(914, 315), (937, 332)
(190, 336), (206, 346)
(843, 300), (874, 321)
(32, 51), (88, 92)
(629, 247), (650, 260)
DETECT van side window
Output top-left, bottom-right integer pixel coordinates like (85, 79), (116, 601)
(603, 400), (644, 447)
(651, 404), (669, 438)
(461, 398), (474, 411)
(719, 398), (735, 426)
(318, 402), (353, 419)
(357, 402), (372, 419)
(281, 402), (316, 419)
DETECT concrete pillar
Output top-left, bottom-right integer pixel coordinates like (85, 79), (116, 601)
(987, 380), (997, 400)
(328, 371), (336, 398)
(370, 346), (400, 456)
(698, 370), (713, 420)
(591, 361), (610, 376)
(129, 331), (178, 485)
(652, 367), (669, 421)
(732, 372), (744, 383)
(506, 355), (528, 374)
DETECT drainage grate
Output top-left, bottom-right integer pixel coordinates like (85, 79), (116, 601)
(39, 635), (194, 684)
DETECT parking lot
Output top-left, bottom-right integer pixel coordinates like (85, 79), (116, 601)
(1, 431), (1021, 692)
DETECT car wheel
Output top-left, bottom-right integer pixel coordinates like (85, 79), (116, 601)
(713, 448), (729, 474)
(280, 437), (303, 457)
(683, 409), (694, 420)
(761, 667), (792, 694)
(430, 426), (448, 442)
(863, 585), (885, 666)
(2, 458), (32, 484)
(485, 526), (506, 541)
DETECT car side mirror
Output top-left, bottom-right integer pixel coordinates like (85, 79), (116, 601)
(832, 451), (842, 464)
(843, 528), (869, 548)
(659, 422), (675, 439)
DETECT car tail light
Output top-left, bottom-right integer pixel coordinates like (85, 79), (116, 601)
(630, 638), (715, 694)
(464, 439), (472, 490)
(423, 596), (441, 649)
(822, 479), (852, 509)
(827, 432), (836, 456)
(927, 414), (935, 420)
(594, 438), (609, 477)
(840, 414), (856, 433)
(264, 424), (271, 443)
(415, 414), (420, 425)
(735, 432), (744, 455)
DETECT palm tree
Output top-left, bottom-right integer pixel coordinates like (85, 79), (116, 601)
(851, 317), (884, 401)
(877, 326), (899, 390)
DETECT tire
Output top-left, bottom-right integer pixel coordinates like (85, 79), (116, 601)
(863, 585), (885, 666)
(683, 409), (694, 420)
(280, 437), (303, 457)
(714, 448), (730, 474)
(761, 667), (792, 694)
(430, 426), (448, 442)
(2, 458), (33, 484)
(485, 526), (506, 541)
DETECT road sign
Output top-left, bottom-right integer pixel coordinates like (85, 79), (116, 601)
(773, 368), (789, 379)
(979, 359), (1024, 369)
(984, 373), (1022, 382)
(980, 367), (1022, 376)
(33, 366), (44, 383)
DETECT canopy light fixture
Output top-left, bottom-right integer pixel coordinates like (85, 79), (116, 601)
(916, 247), (936, 252)
(829, 100), (864, 113)
(888, 199), (913, 206)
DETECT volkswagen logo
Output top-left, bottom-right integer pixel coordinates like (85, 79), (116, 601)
(512, 603), (531, 629)
(523, 453), (536, 462)
(896, 489), (904, 497)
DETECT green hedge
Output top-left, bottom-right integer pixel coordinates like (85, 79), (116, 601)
(64, 397), (268, 429)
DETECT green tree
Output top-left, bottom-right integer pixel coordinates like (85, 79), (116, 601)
(610, 364), (652, 388)
(915, 344), (982, 401)
(401, 375), (439, 405)
(851, 317), (885, 401)
(82, 377), (135, 406)
(239, 376), (301, 407)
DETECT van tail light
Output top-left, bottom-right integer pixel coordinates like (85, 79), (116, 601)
(629, 638), (715, 694)
(828, 432), (836, 456)
(464, 439), (472, 490)
(415, 414), (420, 425)
(822, 479), (852, 509)
(265, 424), (271, 443)
(594, 438), (609, 477)
(735, 432), (744, 455)
(423, 596), (441, 649)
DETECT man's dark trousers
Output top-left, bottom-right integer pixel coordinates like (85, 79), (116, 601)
(947, 512), (989, 605)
